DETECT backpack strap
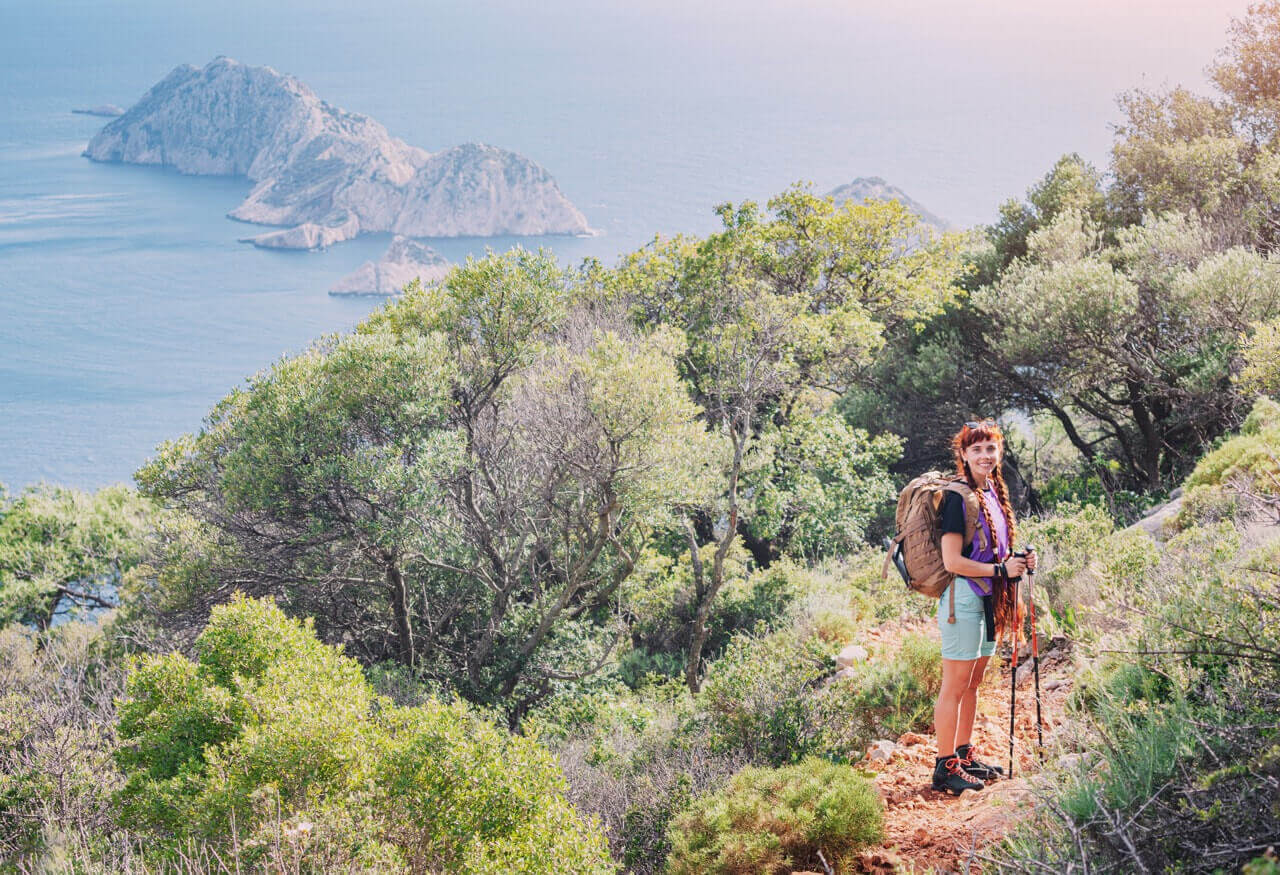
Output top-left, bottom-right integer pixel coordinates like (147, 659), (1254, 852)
(880, 533), (900, 580)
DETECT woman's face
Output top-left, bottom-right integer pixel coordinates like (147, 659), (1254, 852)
(962, 438), (1002, 479)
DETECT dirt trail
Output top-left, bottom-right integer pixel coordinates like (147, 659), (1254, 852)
(849, 616), (1076, 874)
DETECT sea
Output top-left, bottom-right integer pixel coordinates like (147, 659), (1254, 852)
(0, 0), (1246, 491)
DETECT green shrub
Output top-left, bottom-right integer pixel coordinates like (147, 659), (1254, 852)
(1019, 501), (1114, 606)
(665, 757), (884, 875)
(1174, 396), (1280, 530)
(839, 550), (913, 622)
(743, 410), (902, 561)
(620, 546), (799, 684)
(545, 683), (743, 875)
(808, 653), (937, 760)
(0, 621), (123, 865)
(1244, 851), (1280, 875)
(992, 511), (1280, 873)
(114, 594), (614, 873)
(811, 609), (859, 645)
(700, 630), (832, 765)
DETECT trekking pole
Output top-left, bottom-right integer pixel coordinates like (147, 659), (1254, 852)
(1026, 546), (1044, 758)
(1007, 568), (1018, 779)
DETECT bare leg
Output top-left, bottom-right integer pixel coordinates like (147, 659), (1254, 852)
(935, 657), (978, 757)
(954, 655), (991, 750)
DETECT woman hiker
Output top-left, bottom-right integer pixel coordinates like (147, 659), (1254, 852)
(931, 419), (1036, 795)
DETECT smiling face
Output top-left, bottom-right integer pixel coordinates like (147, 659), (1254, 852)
(961, 437), (1002, 480)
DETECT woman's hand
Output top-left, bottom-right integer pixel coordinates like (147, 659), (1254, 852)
(1005, 555), (1028, 578)
(1025, 548), (1037, 572)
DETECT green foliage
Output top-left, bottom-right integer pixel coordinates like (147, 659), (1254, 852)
(1239, 315), (1280, 398)
(137, 248), (710, 716)
(608, 185), (963, 688)
(620, 548), (804, 685)
(806, 637), (940, 760)
(0, 484), (153, 629)
(971, 154), (1108, 287)
(700, 629), (833, 766)
(665, 757), (883, 875)
(114, 594), (613, 873)
(744, 410), (901, 560)
(0, 620), (123, 864)
(1245, 852), (1280, 875)
(1110, 86), (1249, 222)
(697, 624), (939, 768)
(994, 503), (1280, 872)
(1019, 502), (1116, 607)
(975, 207), (1280, 489)
(1176, 395), (1280, 529)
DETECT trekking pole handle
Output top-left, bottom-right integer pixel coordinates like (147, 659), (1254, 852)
(1014, 545), (1036, 578)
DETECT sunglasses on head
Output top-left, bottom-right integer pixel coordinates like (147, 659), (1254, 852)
(965, 419), (997, 429)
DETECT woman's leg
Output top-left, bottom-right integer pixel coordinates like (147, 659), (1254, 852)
(953, 655), (990, 750)
(935, 657), (978, 757)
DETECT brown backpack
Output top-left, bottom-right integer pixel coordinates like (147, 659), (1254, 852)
(881, 471), (987, 623)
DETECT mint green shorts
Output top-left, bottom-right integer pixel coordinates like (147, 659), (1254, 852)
(938, 578), (996, 661)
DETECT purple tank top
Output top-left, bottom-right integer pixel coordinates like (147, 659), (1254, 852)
(965, 482), (1009, 597)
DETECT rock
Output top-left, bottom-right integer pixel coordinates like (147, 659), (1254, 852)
(85, 57), (590, 248)
(1042, 677), (1067, 691)
(897, 731), (929, 746)
(1057, 753), (1083, 771)
(827, 176), (950, 230)
(832, 666), (859, 681)
(243, 214), (360, 250)
(329, 236), (451, 296)
(868, 739), (897, 762)
(912, 826), (932, 846)
(1129, 494), (1184, 542)
(836, 643), (868, 667)
(72, 104), (125, 117)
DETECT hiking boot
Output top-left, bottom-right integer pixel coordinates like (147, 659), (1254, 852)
(956, 744), (1004, 782)
(932, 755), (984, 796)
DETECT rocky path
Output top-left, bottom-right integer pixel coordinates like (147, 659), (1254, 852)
(849, 616), (1076, 873)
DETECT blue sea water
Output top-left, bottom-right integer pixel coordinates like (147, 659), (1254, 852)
(0, 0), (1247, 490)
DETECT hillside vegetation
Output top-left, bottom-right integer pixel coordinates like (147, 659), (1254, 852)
(3, 5), (1280, 873)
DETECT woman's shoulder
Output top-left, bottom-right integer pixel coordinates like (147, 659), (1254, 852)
(939, 489), (968, 532)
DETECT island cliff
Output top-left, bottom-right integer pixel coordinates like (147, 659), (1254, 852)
(328, 236), (451, 296)
(827, 177), (950, 231)
(84, 58), (591, 249)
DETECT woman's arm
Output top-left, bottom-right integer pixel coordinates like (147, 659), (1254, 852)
(941, 532), (998, 578)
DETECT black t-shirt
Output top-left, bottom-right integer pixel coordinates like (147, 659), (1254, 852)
(939, 491), (972, 558)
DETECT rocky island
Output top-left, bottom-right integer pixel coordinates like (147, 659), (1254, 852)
(828, 176), (950, 230)
(84, 57), (590, 249)
(328, 236), (451, 296)
(72, 104), (126, 117)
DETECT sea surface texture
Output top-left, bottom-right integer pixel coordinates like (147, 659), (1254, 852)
(0, 0), (1241, 490)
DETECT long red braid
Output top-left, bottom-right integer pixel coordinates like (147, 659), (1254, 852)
(951, 422), (1019, 639)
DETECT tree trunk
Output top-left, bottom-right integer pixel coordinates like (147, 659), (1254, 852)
(386, 562), (415, 667)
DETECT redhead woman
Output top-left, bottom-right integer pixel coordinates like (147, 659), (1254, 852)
(931, 419), (1036, 795)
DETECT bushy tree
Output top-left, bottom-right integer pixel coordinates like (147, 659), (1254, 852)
(973, 209), (1280, 488)
(0, 621), (123, 863)
(138, 250), (709, 718)
(608, 187), (964, 689)
(0, 484), (153, 630)
(115, 594), (614, 873)
(742, 410), (901, 561)
(136, 325), (457, 667)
